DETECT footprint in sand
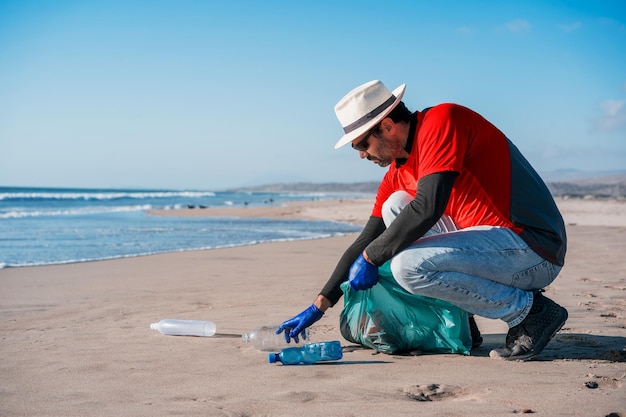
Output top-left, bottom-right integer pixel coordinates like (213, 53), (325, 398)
(401, 384), (465, 402)
(278, 391), (318, 402)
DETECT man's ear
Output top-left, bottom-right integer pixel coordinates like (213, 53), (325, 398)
(380, 117), (394, 135)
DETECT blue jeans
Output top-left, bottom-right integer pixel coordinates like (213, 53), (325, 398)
(383, 191), (561, 327)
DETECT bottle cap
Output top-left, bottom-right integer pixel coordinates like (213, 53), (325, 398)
(268, 353), (278, 363)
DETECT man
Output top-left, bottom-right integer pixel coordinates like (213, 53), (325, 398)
(277, 80), (568, 361)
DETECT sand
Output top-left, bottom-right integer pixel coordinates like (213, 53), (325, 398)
(1, 198), (625, 416)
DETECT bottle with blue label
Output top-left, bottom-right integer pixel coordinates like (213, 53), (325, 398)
(268, 341), (343, 365)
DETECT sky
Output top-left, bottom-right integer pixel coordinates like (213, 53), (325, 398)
(1, 0), (625, 190)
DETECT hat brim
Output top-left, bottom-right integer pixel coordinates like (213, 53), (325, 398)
(334, 84), (406, 149)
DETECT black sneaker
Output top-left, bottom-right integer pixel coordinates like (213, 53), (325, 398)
(490, 292), (568, 361)
(469, 315), (483, 349)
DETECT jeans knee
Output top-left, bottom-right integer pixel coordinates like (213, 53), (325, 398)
(389, 251), (436, 291)
(382, 191), (413, 227)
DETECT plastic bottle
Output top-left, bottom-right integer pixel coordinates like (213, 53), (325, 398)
(150, 319), (216, 337)
(242, 325), (310, 351)
(268, 341), (343, 365)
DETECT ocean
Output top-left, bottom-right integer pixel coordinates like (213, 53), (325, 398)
(0, 187), (366, 268)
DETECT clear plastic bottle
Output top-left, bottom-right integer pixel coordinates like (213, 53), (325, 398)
(242, 325), (310, 351)
(150, 319), (216, 337)
(268, 341), (343, 365)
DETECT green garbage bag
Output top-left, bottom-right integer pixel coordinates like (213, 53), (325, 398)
(340, 261), (472, 355)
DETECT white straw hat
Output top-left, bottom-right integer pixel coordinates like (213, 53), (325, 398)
(333, 80), (406, 149)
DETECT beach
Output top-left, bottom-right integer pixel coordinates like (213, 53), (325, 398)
(1, 198), (625, 416)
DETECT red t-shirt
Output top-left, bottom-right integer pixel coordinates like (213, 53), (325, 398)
(371, 103), (566, 265)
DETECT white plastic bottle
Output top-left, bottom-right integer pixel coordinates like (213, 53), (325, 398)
(150, 319), (216, 337)
(242, 325), (310, 351)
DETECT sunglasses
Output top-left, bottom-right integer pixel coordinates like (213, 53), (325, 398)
(351, 123), (380, 152)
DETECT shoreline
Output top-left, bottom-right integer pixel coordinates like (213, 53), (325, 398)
(148, 197), (373, 225)
(148, 196), (626, 228)
(3, 197), (625, 271)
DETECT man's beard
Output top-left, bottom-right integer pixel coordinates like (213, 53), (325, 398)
(367, 136), (401, 167)
(366, 155), (392, 167)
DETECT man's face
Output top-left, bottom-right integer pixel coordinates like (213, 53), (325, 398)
(354, 129), (404, 168)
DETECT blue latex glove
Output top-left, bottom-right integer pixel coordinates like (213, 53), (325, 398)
(276, 304), (324, 343)
(348, 253), (379, 291)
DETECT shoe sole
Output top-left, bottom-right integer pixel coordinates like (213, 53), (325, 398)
(502, 305), (568, 362)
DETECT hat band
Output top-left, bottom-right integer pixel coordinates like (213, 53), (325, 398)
(342, 95), (396, 134)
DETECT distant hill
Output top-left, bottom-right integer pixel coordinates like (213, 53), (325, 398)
(547, 174), (626, 199)
(233, 181), (380, 194)
(232, 174), (626, 199)
(539, 169), (626, 182)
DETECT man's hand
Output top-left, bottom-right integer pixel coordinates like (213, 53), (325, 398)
(348, 252), (379, 291)
(276, 304), (324, 343)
